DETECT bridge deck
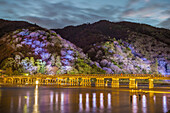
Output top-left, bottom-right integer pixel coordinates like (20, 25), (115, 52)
(1, 74), (170, 80)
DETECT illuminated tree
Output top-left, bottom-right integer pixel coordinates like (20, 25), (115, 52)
(40, 61), (46, 74)
(6, 67), (13, 76)
(15, 55), (21, 63)
(13, 70), (19, 75)
(55, 56), (61, 67)
(151, 59), (158, 74)
(0, 58), (15, 70)
(30, 57), (35, 66)
(35, 59), (42, 73)
(51, 55), (56, 66)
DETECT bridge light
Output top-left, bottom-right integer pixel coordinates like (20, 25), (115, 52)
(36, 80), (39, 85)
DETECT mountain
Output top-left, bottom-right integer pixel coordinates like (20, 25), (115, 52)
(0, 26), (105, 75)
(54, 20), (170, 50)
(54, 20), (170, 75)
(0, 19), (169, 75)
(0, 19), (41, 38)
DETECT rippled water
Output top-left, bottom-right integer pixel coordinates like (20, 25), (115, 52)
(0, 86), (170, 113)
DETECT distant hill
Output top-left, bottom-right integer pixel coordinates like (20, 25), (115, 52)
(54, 20), (170, 50)
(0, 19), (41, 38)
(54, 20), (170, 75)
(0, 19), (169, 75)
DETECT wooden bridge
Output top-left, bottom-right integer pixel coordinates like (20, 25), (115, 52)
(0, 74), (170, 89)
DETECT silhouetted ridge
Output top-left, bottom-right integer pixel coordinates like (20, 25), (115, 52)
(0, 19), (42, 38)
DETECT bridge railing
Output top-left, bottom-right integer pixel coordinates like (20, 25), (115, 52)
(1, 74), (169, 78)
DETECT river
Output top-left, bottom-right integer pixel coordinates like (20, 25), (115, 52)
(0, 85), (170, 113)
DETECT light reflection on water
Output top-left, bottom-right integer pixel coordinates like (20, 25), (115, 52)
(108, 93), (111, 109)
(79, 94), (83, 112)
(132, 95), (138, 113)
(163, 95), (168, 113)
(86, 93), (90, 111)
(153, 95), (156, 103)
(55, 92), (58, 110)
(92, 93), (96, 108)
(0, 87), (170, 113)
(100, 93), (104, 109)
(33, 85), (39, 113)
(142, 95), (147, 113)
(61, 92), (64, 111)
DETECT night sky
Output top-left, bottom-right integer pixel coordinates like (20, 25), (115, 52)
(0, 0), (170, 29)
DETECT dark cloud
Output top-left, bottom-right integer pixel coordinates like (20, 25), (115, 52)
(158, 18), (170, 29)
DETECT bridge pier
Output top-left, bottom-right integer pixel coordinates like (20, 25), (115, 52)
(112, 78), (119, 88)
(3, 78), (6, 84)
(84, 78), (87, 86)
(74, 78), (76, 85)
(59, 78), (62, 85)
(83, 78), (86, 86)
(71, 78), (74, 86)
(11, 78), (13, 84)
(149, 79), (154, 89)
(45, 79), (48, 85)
(27, 78), (30, 84)
(18, 78), (21, 84)
(87, 78), (91, 86)
(76, 78), (79, 85)
(99, 78), (104, 86)
(21, 79), (25, 84)
(97, 78), (100, 86)
(129, 78), (138, 88)
(96, 78), (99, 87)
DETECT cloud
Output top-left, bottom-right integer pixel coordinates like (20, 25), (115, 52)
(126, 0), (150, 8)
(162, 10), (170, 15)
(158, 18), (170, 29)
(21, 16), (78, 29)
(0, 0), (170, 29)
(122, 4), (161, 17)
(127, 0), (140, 7)
(19, 2), (121, 28)
(121, 3), (170, 21)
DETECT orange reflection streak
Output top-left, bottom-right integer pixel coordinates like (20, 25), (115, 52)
(33, 85), (39, 113)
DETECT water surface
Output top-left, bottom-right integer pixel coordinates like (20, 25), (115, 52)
(0, 86), (170, 113)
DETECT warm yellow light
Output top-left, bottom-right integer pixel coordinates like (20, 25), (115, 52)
(36, 80), (39, 85)
(24, 96), (28, 99)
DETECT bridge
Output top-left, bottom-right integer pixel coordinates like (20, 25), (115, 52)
(0, 74), (170, 89)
